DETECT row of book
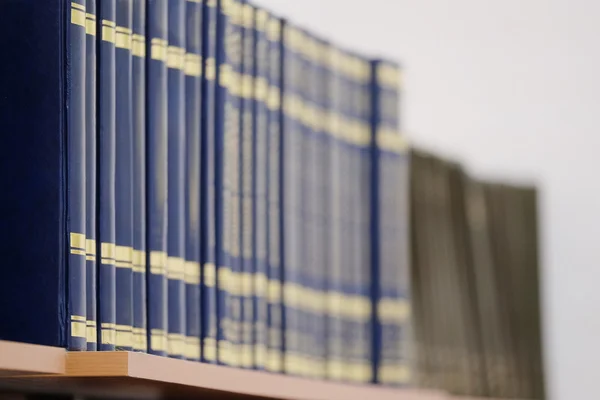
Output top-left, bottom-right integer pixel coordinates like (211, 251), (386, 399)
(0, 0), (409, 386)
(410, 150), (545, 399)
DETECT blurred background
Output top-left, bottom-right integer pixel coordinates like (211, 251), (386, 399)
(254, 1), (600, 399)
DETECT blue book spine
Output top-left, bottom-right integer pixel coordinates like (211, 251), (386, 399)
(184, 0), (203, 362)
(67, 0), (88, 351)
(238, 2), (255, 370)
(370, 61), (411, 385)
(253, 7), (270, 371)
(115, 0), (134, 352)
(132, 0), (148, 353)
(265, 14), (283, 374)
(215, 0), (237, 366)
(97, 0), (117, 351)
(282, 24), (303, 376)
(356, 56), (373, 383)
(166, 0), (187, 359)
(145, 0), (169, 356)
(85, 0), (98, 351)
(200, 0), (218, 363)
(0, 0), (82, 348)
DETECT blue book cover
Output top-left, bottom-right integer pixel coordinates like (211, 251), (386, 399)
(0, 0), (87, 350)
(200, 0), (218, 364)
(184, 0), (203, 362)
(215, 0), (240, 366)
(115, 0), (134, 352)
(281, 23), (303, 376)
(132, 0), (148, 353)
(325, 46), (343, 381)
(253, 7), (270, 371)
(370, 60), (411, 386)
(265, 14), (283, 374)
(145, 0), (169, 356)
(85, 0), (99, 352)
(238, 1), (255, 370)
(166, 0), (187, 359)
(97, 0), (117, 352)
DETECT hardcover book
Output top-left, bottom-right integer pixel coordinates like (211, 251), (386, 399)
(145, 0), (169, 356)
(166, 0), (187, 359)
(115, 0), (134, 352)
(184, 0), (203, 362)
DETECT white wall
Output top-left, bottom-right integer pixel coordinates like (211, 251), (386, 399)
(254, 0), (600, 399)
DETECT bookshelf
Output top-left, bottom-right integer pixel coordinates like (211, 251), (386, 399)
(0, 340), (448, 399)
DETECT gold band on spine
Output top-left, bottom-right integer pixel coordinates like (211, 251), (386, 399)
(85, 13), (96, 35)
(115, 26), (132, 50)
(132, 34), (146, 57)
(102, 20), (116, 43)
(150, 38), (168, 61)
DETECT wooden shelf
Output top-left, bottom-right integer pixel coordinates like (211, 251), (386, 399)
(0, 340), (65, 376)
(0, 341), (477, 400)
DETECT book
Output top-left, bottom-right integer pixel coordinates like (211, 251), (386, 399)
(115, 0), (134, 352)
(184, 0), (203, 362)
(253, 6), (270, 371)
(132, 0), (148, 353)
(97, 0), (117, 352)
(282, 23), (303, 376)
(86, 0), (99, 352)
(0, 0), (88, 350)
(265, 13), (284, 374)
(166, 0), (187, 359)
(239, 1), (255, 370)
(145, 0), (169, 356)
(370, 60), (411, 385)
(200, 0), (218, 363)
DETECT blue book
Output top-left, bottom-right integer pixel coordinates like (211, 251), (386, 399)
(238, 1), (255, 370)
(166, 0), (186, 359)
(281, 23), (303, 376)
(215, 0), (240, 366)
(184, 0), (203, 362)
(86, 0), (99, 352)
(115, 0), (134, 352)
(265, 14), (284, 374)
(132, 0), (148, 353)
(370, 60), (411, 386)
(0, 0), (87, 350)
(325, 46), (343, 381)
(200, 0), (218, 364)
(145, 0), (169, 356)
(97, 0), (117, 352)
(253, 7), (270, 371)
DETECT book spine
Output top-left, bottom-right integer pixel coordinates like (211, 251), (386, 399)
(96, 0), (117, 352)
(282, 24), (300, 376)
(357, 57), (373, 383)
(253, 7), (270, 371)
(238, 2), (255, 370)
(166, 0), (186, 359)
(131, 0), (147, 353)
(85, 0), (98, 351)
(326, 47), (343, 381)
(200, 0), (218, 363)
(311, 38), (328, 381)
(371, 61), (411, 385)
(145, 0), (169, 356)
(115, 0), (134, 352)
(302, 34), (318, 379)
(67, 0), (88, 351)
(215, 0), (237, 366)
(184, 0), (203, 362)
(265, 14), (283, 374)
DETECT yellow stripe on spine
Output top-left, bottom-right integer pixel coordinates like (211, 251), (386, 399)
(115, 27), (132, 50)
(204, 262), (216, 287)
(205, 57), (216, 81)
(203, 337), (217, 361)
(149, 251), (167, 275)
(378, 298), (411, 323)
(185, 336), (201, 359)
(70, 232), (86, 250)
(102, 20), (116, 43)
(71, 320), (86, 338)
(132, 34), (146, 57)
(377, 63), (402, 89)
(115, 324), (132, 347)
(376, 128), (408, 153)
(150, 38), (168, 62)
(185, 53), (202, 76)
(184, 261), (201, 284)
(167, 46), (185, 70)
(167, 257), (185, 280)
(133, 327), (147, 351)
(85, 13), (96, 35)
(150, 329), (167, 352)
(71, 5), (86, 28)
(71, 2), (85, 11)
(168, 334), (185, 356)
(115, 245), (133, 268)
(378, 364), (411, 384)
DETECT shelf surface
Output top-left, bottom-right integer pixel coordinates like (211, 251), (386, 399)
(0, 340), (65, 376)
